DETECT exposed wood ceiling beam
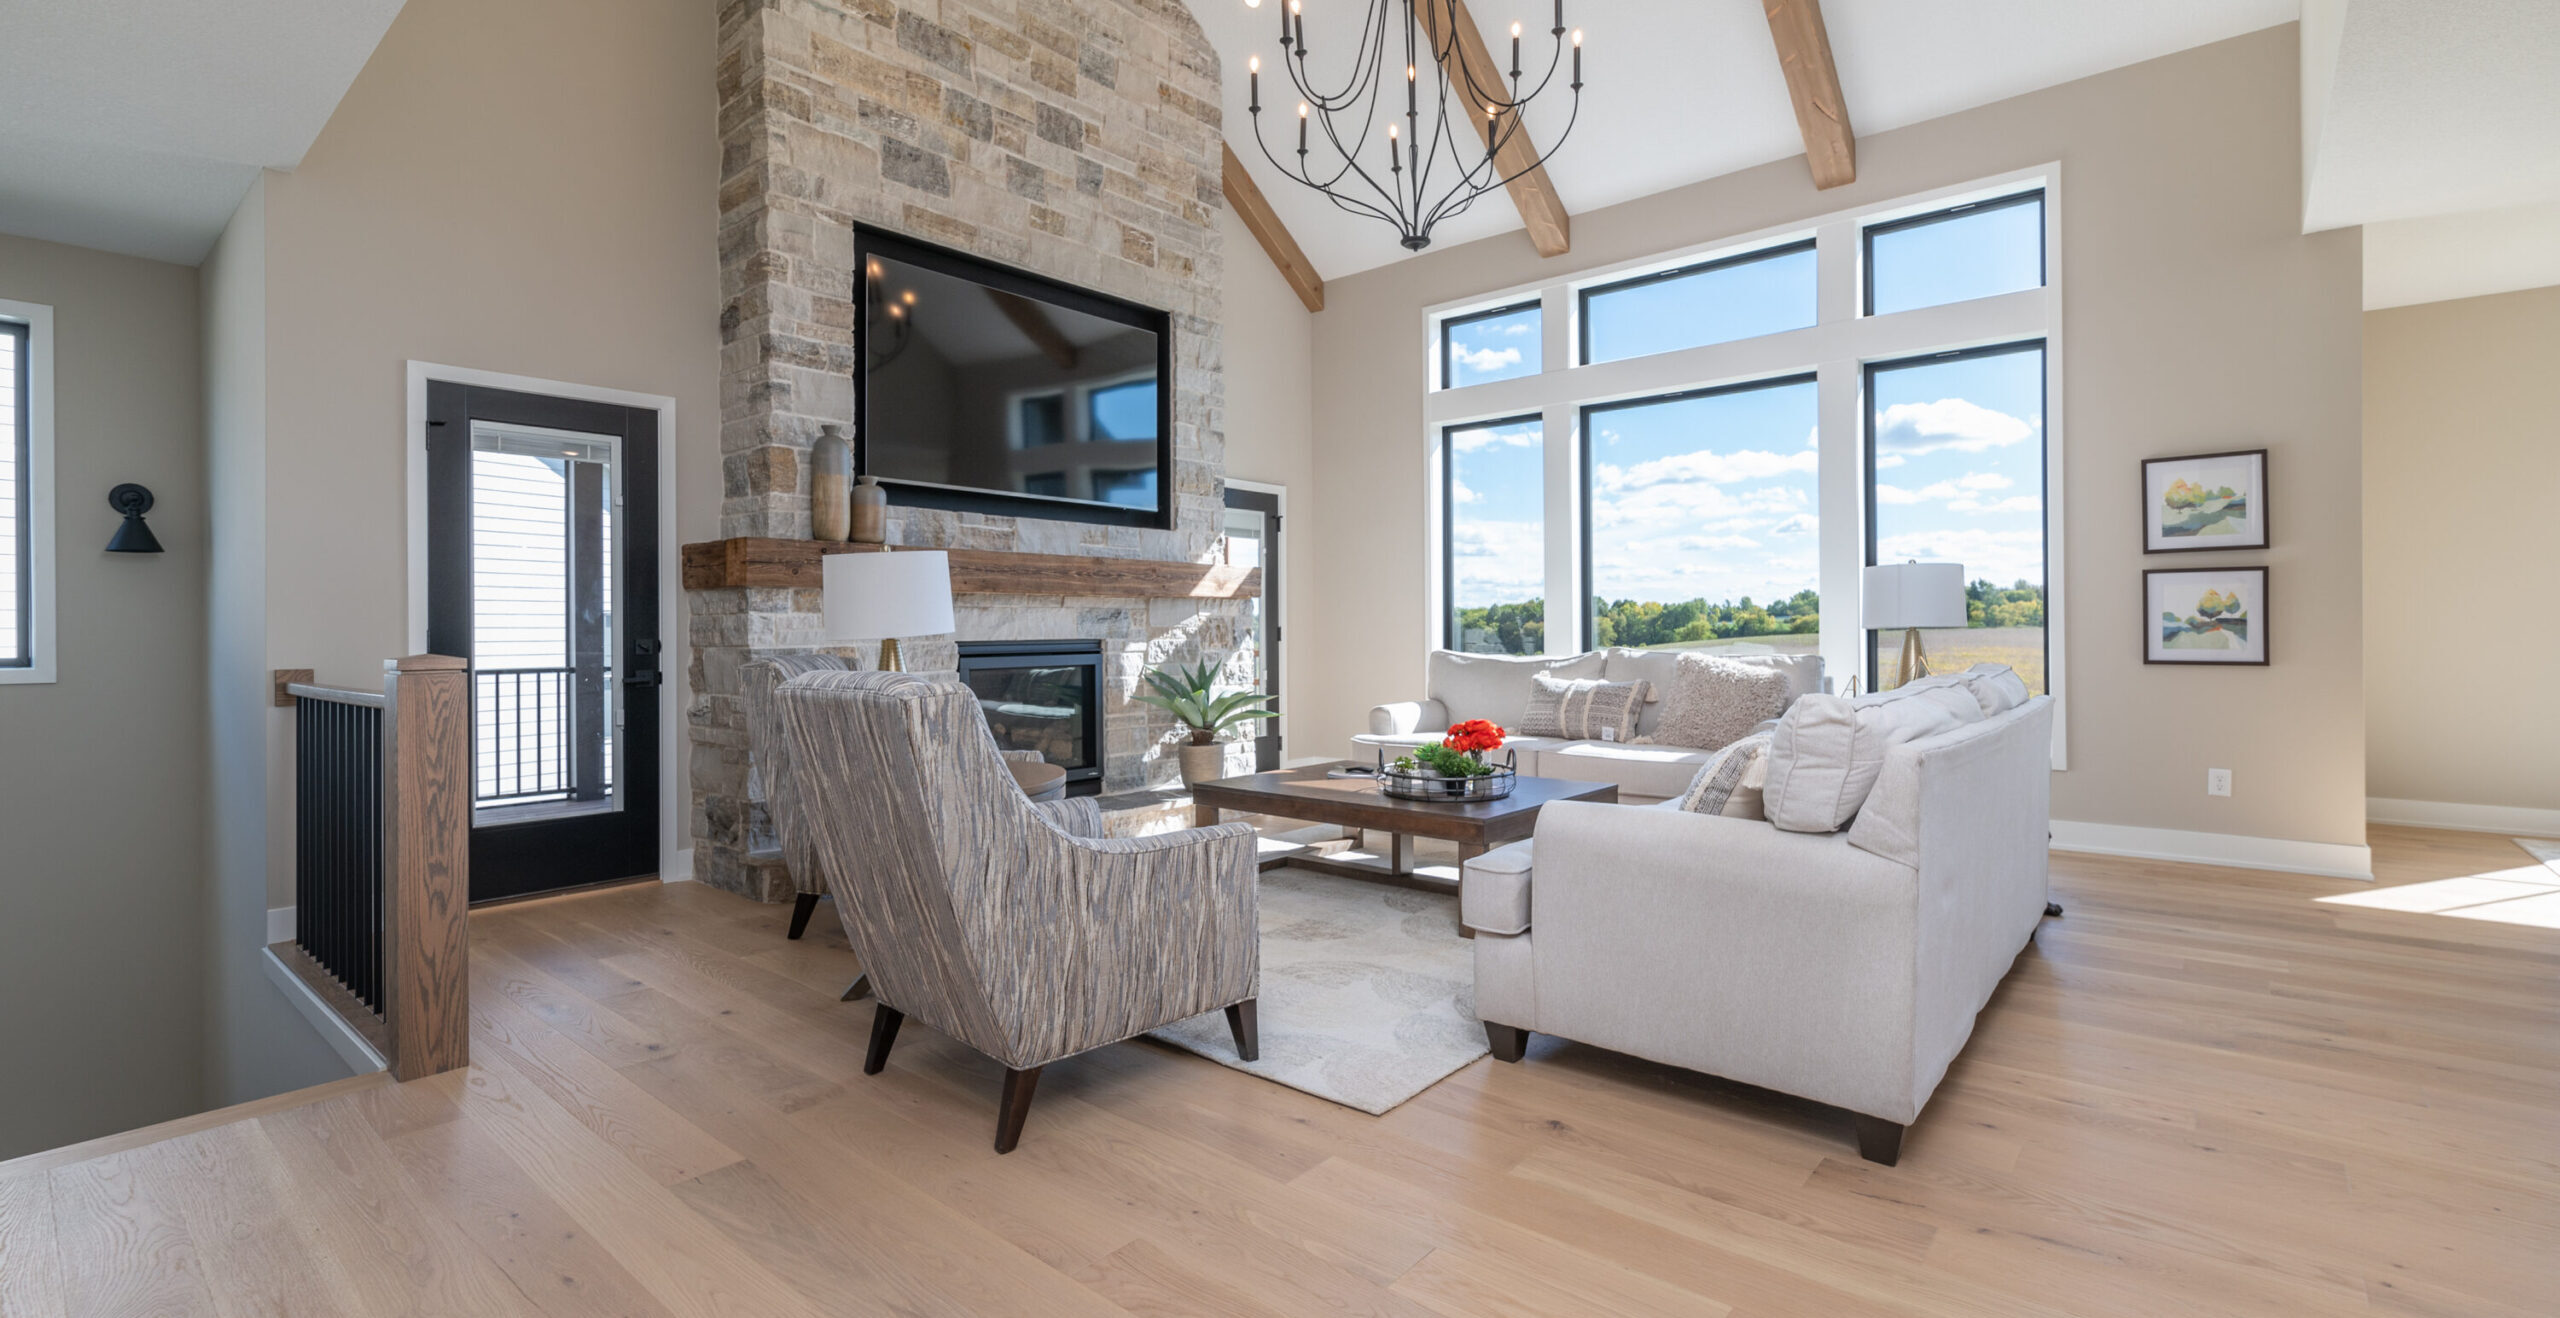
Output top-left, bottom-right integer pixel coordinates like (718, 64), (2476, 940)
(985, 289), (1078, 369)
(1413, 0), (1571, 258)
(1221, 143), (1325, 313)
(1764, 0), (1856, 190)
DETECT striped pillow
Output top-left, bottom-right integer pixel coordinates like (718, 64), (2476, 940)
(1517, 673), (1649, 742)
(1678, 734), (1772, 819)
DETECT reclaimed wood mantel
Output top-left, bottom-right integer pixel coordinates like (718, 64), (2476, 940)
(681, 537), (1260, 598)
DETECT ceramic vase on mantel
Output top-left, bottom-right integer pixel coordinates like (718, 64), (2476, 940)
(809, 425), (852, 542)
(850, 474), (887, 545)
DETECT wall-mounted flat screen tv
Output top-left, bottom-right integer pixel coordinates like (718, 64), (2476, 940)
(853, 228), (1174, 530)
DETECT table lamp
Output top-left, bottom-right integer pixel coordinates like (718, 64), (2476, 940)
(823, 549), (954, 672)
(1861, 561), (1967, 690)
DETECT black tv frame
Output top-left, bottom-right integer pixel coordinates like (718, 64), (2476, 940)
(851, 226), (1177, 531)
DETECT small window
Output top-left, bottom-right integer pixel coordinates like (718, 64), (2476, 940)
(1864, 191), (2044, 317)
(1579, 241), (1816, 366)
(1021, 471), (1067, 497)
(1, 320), (26, 669)
(1441, 302), (1541, 389)
(1016, 394), (1065, 447)
(1087, 380), (1156, 441)
(1091, 468), (1158, 508)
(1443, 415), (1545, 654)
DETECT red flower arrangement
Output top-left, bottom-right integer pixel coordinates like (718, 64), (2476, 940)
(1442, 719), (1507, 754)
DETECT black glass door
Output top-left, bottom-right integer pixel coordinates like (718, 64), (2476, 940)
(426, 382), (661, 902)
(1223, 486), (1282, 771)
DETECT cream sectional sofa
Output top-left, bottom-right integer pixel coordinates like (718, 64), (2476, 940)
(1353, 648), (1828, 800)
(1463, 689), (2054, 1164)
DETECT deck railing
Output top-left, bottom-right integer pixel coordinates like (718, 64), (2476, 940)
(277, 655), (472, 1081)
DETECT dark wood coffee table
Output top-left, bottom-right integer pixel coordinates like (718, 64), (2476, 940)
(1190, 763), (1617, 932)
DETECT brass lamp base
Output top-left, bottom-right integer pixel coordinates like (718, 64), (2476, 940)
(1894, 627), (1932, 690)
(878, 637), (904, 672)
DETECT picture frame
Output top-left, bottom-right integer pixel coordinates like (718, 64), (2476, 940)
(2141, 449), (2267, 553)
(2144, 566), (2269, 666)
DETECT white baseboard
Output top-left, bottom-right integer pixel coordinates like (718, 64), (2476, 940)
(2050, 820), (2374, 881)
(661, 847), (695, 884)
(258, 946), (388, 1076)
(267, 906), (295, 945)
(2367, 797), (2560, 838)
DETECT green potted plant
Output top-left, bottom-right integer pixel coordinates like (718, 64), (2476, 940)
(1134, 657), (1277, 786)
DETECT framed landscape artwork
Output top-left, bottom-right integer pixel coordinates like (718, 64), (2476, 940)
(2145, 567), (2269, 665)
(2141, 449), (2267, 552)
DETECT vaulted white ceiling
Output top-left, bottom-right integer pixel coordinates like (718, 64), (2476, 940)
(0, 0), (407, 265)
(1201, 0), (2300, 280)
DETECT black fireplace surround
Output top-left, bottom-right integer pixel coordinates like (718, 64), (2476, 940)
(956, 640), (1104, 796)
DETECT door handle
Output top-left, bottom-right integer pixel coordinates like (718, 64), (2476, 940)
(627, 671), (663, 688)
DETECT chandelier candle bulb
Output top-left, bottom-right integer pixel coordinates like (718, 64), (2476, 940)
(1249, 54), (1258, 110)
(1511, 21), (1522, 78)
(1572, 29), (1582, 86)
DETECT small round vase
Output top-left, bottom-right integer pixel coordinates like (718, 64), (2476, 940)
(809, 424), (852, 543)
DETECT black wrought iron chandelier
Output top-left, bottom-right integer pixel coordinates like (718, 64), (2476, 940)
(1244, 0), (1583, 251)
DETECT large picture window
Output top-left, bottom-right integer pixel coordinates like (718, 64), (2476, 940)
(1583, 377), (1821, 656)
(1866, 342), (2048, 692)
(1425, 167), (2064, 760)
(1443, 416), (1545, 654)
(1, 320), (27, 669)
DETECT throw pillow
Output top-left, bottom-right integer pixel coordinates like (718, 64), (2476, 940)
(1517, 673), (1649, 741)
(1652, 653), (1795, 751)
(1760, 689), (1971, 833)
(1676, 734), (1772, 819)
(1965, 663), (2031, 715)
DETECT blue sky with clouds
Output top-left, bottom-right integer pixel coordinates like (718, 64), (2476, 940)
(1445, 198), (2045, 617)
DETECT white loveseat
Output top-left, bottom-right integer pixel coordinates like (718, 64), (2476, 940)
(1463, 694), (2055, 1164)
(1354, 648), (1827, 801)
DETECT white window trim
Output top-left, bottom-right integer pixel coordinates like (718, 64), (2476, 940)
(0, 298), (57, 686)
(1421, 164), (2068, 768)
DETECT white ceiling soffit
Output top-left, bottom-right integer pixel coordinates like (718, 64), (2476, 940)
(2363, 201), (2560, 311)
(0, 1), (407, 265)
(2303, 0), (2560, 232)
(1199, 0), (2298, 281)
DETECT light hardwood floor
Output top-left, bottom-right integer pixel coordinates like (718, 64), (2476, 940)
(2, 825), (2553, 1317)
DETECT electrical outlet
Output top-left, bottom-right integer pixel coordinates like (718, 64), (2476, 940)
(2207, 768), (2232, 797)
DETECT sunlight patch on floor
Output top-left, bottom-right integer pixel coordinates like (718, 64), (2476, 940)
(2318, 864), (2560, 930)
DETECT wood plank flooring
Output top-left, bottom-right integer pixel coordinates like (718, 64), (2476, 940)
(3, 825), (2553, 1316)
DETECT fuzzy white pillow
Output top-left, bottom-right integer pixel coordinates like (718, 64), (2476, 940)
(1652, 653), (1796, 751)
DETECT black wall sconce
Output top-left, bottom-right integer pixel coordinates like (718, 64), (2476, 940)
(105, 483), (164, 554)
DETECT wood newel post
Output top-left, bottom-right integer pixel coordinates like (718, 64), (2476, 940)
(382, 653), (471, 1081)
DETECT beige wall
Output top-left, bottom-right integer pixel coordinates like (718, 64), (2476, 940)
(2363, 285), (2560, 812)
(1301, 26), (2368, 848)
(0, 232), (211, 1157)
(199, 0), (724, 1103)
(1216, 208), (1317, 759)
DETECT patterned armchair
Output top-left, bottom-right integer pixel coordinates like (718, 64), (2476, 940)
(746, 654), (1051, 945)
(779, 668), (1262, 1153)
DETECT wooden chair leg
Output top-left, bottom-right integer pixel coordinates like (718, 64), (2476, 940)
(840, 973), (871, 1002)
(1484, 1022), (1528, 1063)
(862, 1004), (903, 1076)
(1224, 999), (1259, 1062)
(1852, 1114), (1904, 1166)
(995, 1066), (1043, 1154)
(787, 892), (821, 939)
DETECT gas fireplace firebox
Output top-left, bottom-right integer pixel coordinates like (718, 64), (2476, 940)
(955, 641), (1104, 796)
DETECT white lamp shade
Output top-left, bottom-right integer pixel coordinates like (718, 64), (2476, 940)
(823, 550), (955, 641)
(1860, 561), (1968, 630)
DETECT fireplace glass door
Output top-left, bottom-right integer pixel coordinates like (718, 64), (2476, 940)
(956, 640), (1104, 795)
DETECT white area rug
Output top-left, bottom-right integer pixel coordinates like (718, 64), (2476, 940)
(1147, 867), (1487, 1114)
(2517, 838), (2560, 877)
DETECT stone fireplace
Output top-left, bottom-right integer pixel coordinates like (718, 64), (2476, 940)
(687, 0), (1239, 900)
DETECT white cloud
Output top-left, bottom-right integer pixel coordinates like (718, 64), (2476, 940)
(1875, 527), (2044, 588)
(1451, 344), (1523, 375)
(1450, 423), (1539, 453)
(1450, 478), (1479, 505)
(1873, 472), (2013, 505)
(1591, 481), (1806, 530)
(1593, 448), (1816, 494)
(1875, 454), (1906, 469)
(1449, 519), (1544, 606)
(1769, 514), (1817, 536)
(1874, 398), (2035, 457)
(1947, 495), (2041, 515)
